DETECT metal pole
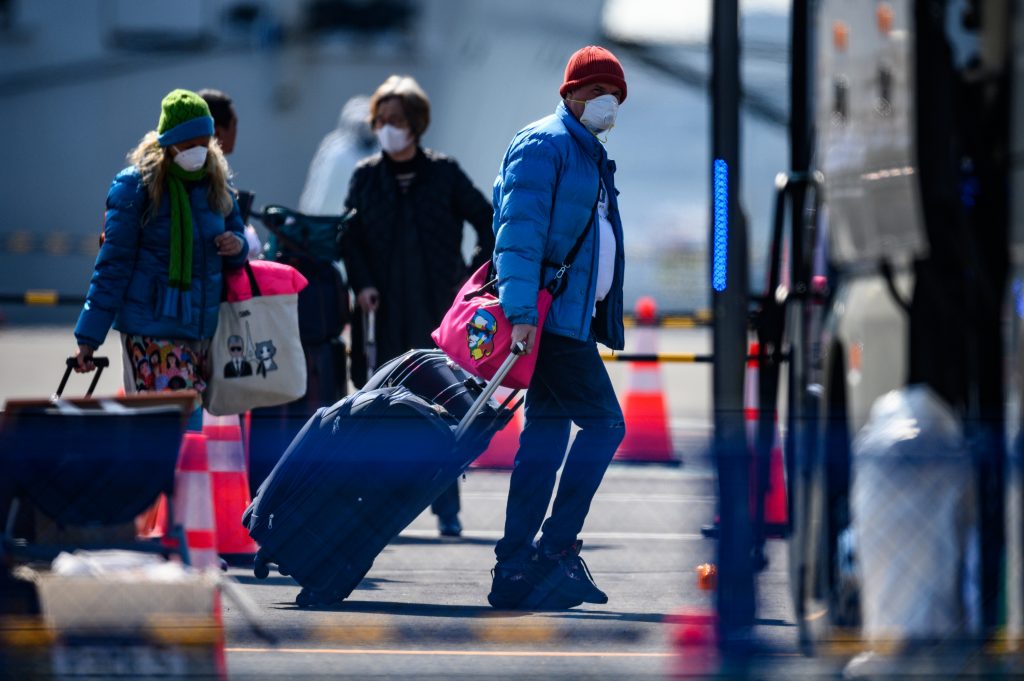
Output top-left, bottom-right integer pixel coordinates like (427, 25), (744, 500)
(710, 0), (754, 650)
(781, 0), (813, 639)
(791, 0), (811, 185)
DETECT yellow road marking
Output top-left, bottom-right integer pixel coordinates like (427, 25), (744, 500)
(227, 647), (673, 658)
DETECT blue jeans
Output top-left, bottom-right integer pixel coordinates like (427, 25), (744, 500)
(494, 330), (625, 565)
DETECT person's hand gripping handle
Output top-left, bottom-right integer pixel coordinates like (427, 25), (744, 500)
(510, 324), (536, 355)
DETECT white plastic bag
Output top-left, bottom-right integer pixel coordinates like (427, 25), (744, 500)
(851, 385), (979, 642)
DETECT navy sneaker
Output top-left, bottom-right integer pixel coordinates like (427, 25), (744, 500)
(487, 551), (583, 610)
(487, 564), (536, 609)
(535, 540), (608, 605)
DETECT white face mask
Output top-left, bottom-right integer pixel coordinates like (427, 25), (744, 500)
(578, 94), (620, 136)
(376, 124), (412, 155)
(172, 146), (208, 172)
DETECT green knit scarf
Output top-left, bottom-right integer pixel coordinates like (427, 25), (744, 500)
(163, 163), (207, 320)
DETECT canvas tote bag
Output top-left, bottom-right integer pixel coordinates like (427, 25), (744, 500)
(204, 261), (309, 415)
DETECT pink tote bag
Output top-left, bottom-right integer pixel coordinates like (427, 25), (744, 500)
(432, 262), (552, 390)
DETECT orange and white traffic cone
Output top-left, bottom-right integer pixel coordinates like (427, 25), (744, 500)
(615, 296), (675, 464)
(203, 412), (258, 558)
(700, 342), (788, 540)
(173, 431), (221, 569)
(136, 494), (169, 540)
(745, 342), (787, 539)
(763, 435), (788, 537)
(471, 387), (522, 469)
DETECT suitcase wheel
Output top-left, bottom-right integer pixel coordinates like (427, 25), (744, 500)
(296, 588), (320, 608)
(277, 563), (291, 577)
(254, 555), (270, 580)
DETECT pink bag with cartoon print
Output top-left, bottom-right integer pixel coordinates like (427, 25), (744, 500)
(431, 262), (554, 390)
(434, 187), (598, 389)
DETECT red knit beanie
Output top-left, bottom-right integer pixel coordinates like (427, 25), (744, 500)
(559, 46), (627, 103)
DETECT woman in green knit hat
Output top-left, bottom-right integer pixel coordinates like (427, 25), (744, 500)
(73, 88), (248, 404)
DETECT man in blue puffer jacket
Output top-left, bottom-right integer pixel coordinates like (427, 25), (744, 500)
(488, 46), (627, 610)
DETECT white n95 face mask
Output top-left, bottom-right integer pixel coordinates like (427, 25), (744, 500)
(172, 146), (208, 172)
(376, 125), (412, 155)
(579, 94), (620, 135)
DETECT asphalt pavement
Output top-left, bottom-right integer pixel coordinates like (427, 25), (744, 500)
(221, 464), (740, 680)
(0, 324), (915, 679)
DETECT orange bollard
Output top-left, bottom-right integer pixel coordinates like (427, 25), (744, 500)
(203, 412), (258, 558)
(471, 387), (522, 469)
(615, 297), (675, 464)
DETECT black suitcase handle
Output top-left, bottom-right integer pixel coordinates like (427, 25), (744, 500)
(58, 356), (111, 398)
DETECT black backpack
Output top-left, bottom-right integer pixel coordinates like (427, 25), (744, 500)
(258, 205), (354, 345)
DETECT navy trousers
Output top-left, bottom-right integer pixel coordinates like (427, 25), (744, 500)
(494, 330), (625, 564)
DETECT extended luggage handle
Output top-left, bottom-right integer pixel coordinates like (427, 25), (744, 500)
(453, 341), (526, 442)
(58, 356), (111, 398)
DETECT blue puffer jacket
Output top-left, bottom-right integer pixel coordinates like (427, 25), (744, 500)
(492, 102), (625, 350)
(75, 166), (248, 349)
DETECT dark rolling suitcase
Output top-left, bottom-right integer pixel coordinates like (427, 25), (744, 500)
(242, 346), (523, 607)
(363, 348), (524, 436)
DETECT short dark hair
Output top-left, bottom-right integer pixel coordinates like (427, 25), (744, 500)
(197, 88), (236, 129)
(369, 75), (430, 139)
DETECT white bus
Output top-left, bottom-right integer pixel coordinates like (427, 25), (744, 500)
(779, 0), (1023, 652)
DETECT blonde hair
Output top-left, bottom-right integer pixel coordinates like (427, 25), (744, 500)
(127, 131), (235, 221)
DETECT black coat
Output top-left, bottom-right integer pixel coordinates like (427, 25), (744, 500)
(342, 148), (494, 385)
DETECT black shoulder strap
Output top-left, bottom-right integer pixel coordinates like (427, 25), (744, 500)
(244, 261), (262, 297)
(561, 179), (602, 269)
(222, 261), (262, 302)
(542, 175), (602, 294)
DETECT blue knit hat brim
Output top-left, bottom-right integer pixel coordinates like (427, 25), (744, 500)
(158, 115), (215, 147)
